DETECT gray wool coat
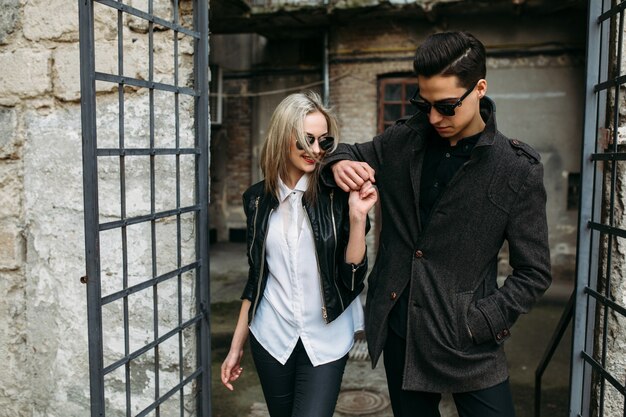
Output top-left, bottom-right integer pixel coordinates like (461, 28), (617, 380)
(323, 98), (551, 393)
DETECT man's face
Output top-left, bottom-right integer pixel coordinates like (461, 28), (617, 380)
(416, 75), (487, 146)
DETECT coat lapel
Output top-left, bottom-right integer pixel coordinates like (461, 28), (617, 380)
(409, 134), (427, 233)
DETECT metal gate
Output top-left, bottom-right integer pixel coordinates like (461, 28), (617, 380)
(571, 0), (626, 416)
(78, 0), (211, 415)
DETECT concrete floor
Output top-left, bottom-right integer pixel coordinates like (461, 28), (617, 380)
(209, 242), (573, 417)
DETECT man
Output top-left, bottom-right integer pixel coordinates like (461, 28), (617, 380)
(324, 32), (551, 417)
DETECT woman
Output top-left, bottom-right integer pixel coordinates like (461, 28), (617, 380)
(220, 91), (377, 417)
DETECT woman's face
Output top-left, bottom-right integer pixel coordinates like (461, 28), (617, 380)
(285, 111), (328, 187)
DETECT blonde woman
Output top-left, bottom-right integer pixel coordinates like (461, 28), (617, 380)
(221, 91), (377, 417)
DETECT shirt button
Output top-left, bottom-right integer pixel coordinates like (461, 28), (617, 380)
(415, 250), (423, 258)
(445, 152), (451, 158)
(390, 291), (397, 300)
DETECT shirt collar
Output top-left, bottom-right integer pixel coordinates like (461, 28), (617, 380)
(278, 174), (310, 202)
(432, 131), (482, 155)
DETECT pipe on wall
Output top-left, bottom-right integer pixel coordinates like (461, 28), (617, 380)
(323, 30), (330, 106)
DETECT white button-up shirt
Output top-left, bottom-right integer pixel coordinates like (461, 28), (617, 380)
(249, 174), (364, 366)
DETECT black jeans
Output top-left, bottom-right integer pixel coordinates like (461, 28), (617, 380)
(383, 329), (516, 417)
(249, 334), (348, 417)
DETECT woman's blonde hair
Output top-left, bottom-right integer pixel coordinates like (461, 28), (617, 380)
(259, 91), (339, 204)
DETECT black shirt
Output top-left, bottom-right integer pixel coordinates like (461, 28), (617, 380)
(387, 131), (482, 338)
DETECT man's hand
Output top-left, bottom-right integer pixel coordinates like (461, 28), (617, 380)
(331, 161), (375, 192)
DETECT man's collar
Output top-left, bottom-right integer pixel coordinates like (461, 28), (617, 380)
(475, 96), (497, 148)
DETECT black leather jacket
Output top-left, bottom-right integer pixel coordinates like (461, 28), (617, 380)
(240, 180), (369, 324)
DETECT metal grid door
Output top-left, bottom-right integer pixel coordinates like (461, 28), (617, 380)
(78, 0), (210, 415)
(571, 0), (626, 416)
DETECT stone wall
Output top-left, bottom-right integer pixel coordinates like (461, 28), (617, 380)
(591, 18), (626, 416)
(0, 0), (199, 415)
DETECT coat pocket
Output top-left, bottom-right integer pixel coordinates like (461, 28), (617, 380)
(487, 160), (531, 214)
(455, 292), (474, 351)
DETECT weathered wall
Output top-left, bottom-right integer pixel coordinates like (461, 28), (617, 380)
(0, 5), (24, 404)
(209, 79), (253, 242)
(0, 0), (199, 415)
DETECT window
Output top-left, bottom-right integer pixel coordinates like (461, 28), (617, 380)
(378, 77), (418, 133)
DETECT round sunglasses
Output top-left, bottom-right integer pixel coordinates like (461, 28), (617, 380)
(409, 82), (477, 117)
(295, 135), (335, 152)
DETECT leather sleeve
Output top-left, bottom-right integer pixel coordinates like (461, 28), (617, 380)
(240, 191), (257, 302)
(336, 192), (371, 292)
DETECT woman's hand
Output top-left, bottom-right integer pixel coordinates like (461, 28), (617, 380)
(345, 180), (377, 264)
(220, 300), (251, 391)
(349, 180), (378, 218)
(221, 348), (244, 391)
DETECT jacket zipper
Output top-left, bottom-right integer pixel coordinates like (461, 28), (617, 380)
(249, 197), (260, 260)
(304, 205), (330, 323)
(329, 191), (345, 311)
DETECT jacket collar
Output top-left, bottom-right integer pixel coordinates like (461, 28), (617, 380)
(475, 96), (497, 149)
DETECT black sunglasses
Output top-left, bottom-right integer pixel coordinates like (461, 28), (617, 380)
(296, 135), (335, 152)
(410, 82), (477, 117)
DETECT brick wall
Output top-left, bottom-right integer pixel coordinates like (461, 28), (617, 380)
(209, 79), (252, 241)
(330, 22), (418, 142)
(224, 81), (253, 206)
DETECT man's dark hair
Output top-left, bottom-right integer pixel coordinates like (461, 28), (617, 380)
(413, 31), (486, 88)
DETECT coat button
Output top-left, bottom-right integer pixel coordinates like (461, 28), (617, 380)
(414, 250), (423, 258)
(496, 332), (503, 340)
(390, 291), (397, 300)
(502, 329), (510, 336)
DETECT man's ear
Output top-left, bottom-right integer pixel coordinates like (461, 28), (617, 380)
(476, 79), (488, 99)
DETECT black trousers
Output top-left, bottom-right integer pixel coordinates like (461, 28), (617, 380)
(383, 329), (516, 417)
(249, 334), (348, 417)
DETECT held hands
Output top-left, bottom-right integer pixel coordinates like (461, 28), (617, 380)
(349, 180), (378, 218)
(332, 161), (375, 192)
(221, 348), (244, 391)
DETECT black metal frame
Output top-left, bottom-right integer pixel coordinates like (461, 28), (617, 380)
(534, 292), (575, 417)
(79, 0), (210, 415)
(570, 0), (626, 416)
